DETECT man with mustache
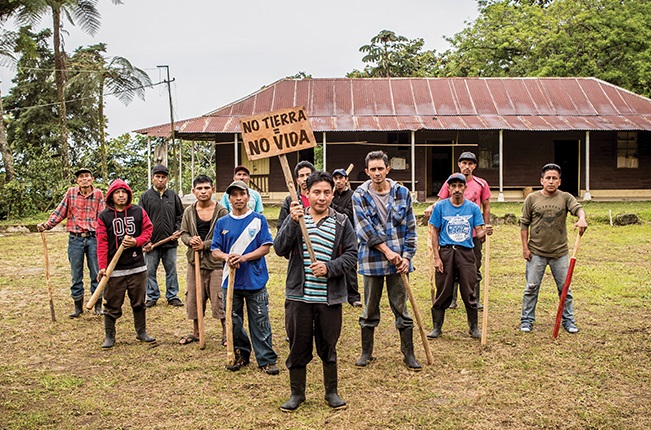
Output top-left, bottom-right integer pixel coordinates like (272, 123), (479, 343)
(425, 151), (492, 310)
(428, 173), (491, 339)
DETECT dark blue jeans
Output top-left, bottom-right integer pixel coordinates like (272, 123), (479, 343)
(68, 234), (99, 300)
(224, 286), (277, 368)
(145, 247), (180, 302)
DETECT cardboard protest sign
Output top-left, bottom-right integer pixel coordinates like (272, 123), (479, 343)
(239, 106), (317, 161)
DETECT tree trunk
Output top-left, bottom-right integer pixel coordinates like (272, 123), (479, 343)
(53, 7), (70, 178)
(99, 80), (107, 181)
(0, 87), (16, 182)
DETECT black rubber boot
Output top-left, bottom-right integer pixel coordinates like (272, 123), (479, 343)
(427, 307), (445, 339)
(133, 308), (156, 342)
(94, 300), (104, 316)
(101, 315), (116, 349)
(399, 327), (422, 371)
(69, 296), (84, 318)
(280, 367), (306, 412)
(355, 327), (375, 367)
(449, 284), (458, 309)
(323, 363), (347, 410)
(467, 307), (481, 339)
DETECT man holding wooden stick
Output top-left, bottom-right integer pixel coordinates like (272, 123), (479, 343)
(179, 175), (229, 346)
(139, 164), (184, 308)
(428, 173), (490, 340)
(96, 179), (155, 348)
(519, 163), (587, 334)
(353, 150), (421, 371)
(37, 168), (104, 317)
(210, 181), (278, 375)
(275, 171), (358, 411)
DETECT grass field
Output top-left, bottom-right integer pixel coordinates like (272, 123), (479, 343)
(0, 202), (650, 429)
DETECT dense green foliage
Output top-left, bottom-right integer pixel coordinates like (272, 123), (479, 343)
(442, 0), (651, 96)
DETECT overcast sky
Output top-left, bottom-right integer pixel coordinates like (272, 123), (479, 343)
(0, 0), (480, 137)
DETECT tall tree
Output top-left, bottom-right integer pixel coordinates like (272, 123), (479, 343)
(69, 43), (151, 181)
(348, 30), (440, 78)
(441, 0), (651, 97)
(10, 0), (122, 177)
(4, 27), (98, 213)
(0, 9), (18, 182)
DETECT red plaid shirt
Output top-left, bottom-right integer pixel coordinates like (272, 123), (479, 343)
(45, 186), (105, 233)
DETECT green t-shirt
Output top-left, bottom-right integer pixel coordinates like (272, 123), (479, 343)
(520, 191), (583, 258)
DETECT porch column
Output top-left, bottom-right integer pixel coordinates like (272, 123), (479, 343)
(147, 137), (152, 189)
(178, 140), (183, 197)
(411, 130), (416, 193)
(322, 132), (327, 171)
(498, 129), (504, 202)
(191, 141), (195, 182)
(234, 133), (239, 167)
(584, 131), (592, 200)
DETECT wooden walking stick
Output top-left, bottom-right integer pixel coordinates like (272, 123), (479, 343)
(225, 266), (236, 365)
(481, 234), (491, 346)
(149, 233), (177, 250)
(552, 230), (584, 338)
(40, 232), (56, 322)
(401, 273), (434, 365)
(86, 238), (129, 309)
(194, 251), (206, 350)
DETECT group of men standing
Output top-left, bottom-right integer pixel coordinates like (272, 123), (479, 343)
(37, 148), (587, 412)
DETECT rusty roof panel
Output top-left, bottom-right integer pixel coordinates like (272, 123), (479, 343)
(522, 79), (554, 114)
(428, 80), (458, 115)
(450, 79), (475, 114)
(333, 80), (352, 116)
(135, 77), (651, 136)
(491, 79), (520, 115)
(272, 80), (297, 111)
(391, 79), (418, 115)
(467, 79), (498, 115)
(411, 79), (436, 115)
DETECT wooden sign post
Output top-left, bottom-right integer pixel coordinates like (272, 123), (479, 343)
(239, 106), (318, 262)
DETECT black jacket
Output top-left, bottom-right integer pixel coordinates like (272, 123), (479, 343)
(138, 187), (183, 247)
(274, 207), (358, 305)
(331, 187), (354, 225)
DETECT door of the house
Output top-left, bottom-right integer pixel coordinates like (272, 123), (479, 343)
(554, 140), (579, 196)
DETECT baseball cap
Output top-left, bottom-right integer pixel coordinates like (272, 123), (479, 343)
(447, 173), (466, 184)
(74, 168), (93, 177)
(332, 168), (348, 177)
(458, 151), (477, 163)
(152, 164), (169, 175)
(234, 165), (250, 175)
(226, 180), (249, 195)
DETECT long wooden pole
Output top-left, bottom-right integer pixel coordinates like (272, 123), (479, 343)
(277, 153), (316, 262)
(86, 239), (128, 309)
(552, 231), (584, 338)
(40, 232), (56, 322)
(481, 235), (490, 346)
(401, 274), (434, 365)
(226, 266), (236, 365)
(194, 251), (205, 350)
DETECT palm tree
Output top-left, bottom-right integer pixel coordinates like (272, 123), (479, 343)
(11, 0), (122, 178)
(69, 43), (151, 180)
(0, 13), (18, 182)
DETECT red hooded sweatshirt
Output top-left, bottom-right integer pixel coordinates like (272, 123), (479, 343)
(97, 179), (153, 272)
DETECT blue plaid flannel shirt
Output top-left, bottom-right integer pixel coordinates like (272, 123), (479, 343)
(353, 179), (417, 276)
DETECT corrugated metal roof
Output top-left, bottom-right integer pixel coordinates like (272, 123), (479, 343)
(134, 77), (651, 137)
